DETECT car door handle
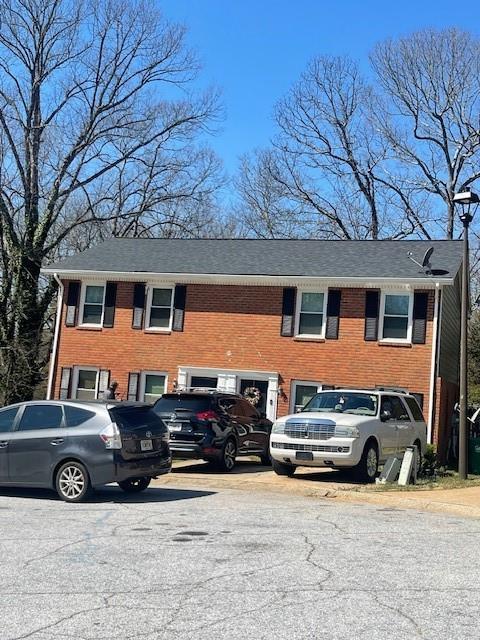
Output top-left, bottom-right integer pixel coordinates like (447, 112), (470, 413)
(50, 438), (64, 445)
(0, 441), (8, 449)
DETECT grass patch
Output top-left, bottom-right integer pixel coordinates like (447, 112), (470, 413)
(366, 472), (480, 492)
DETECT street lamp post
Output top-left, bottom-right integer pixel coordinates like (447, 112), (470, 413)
(453, 188), (480, 480)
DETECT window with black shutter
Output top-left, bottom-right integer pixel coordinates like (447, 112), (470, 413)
(132, 283), (146, 329)
(172, 285), (187, 332)
(325, 290), (341, 340)
(103, 282), (117, 328)
(412, 292), (429, 344)
(65, 282), (80, 327)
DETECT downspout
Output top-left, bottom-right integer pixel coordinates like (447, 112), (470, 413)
(427, 284), (441, 443)
(46, 273), (64, 400)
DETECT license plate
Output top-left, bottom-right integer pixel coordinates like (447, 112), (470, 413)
(140, 439), (153, 451)
(167, 423), (183, 432)
(296, 451), (314, 461)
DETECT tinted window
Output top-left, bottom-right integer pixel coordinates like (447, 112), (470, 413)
(18, 405), (63, 431)
(218, 398), (245, 417)
(110, 406), (164, 431)
(153, 395), (211, 414)
(405, 397), (425, 422)
(64, 405), (96, 427)
(381, 396), (410, 421)
(0, 407), (19, 432)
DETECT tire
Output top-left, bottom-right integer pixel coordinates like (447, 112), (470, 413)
(353, 441), (379, 483)
(413, 441), (422, 478)
(272, 459), (296, 477)
(260, 449), (272, 466)
(55, 461), (92, 503)
(216, 438), (237, 472)
(118, 477), (151, 493)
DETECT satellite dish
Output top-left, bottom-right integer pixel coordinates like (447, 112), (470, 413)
(422, 246), (434, 268)
(407, 246), (434, 275)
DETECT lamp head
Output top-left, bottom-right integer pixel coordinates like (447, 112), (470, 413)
(454, 187), (479, 225)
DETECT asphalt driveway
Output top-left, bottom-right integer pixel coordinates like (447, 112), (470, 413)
(1, 481), (480, 640)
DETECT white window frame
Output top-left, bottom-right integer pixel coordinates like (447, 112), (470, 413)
(139, 371), (168, 402)
(72, 366), (99, 400)
(145, 285), (174, 332)
(379, 290), (414, 344)
(79, 282), (106, 328)
(290, 380), (323, 413)
(294, 289), (328, 339)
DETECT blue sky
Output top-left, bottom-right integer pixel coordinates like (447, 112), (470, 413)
(162, 0), (479, 177)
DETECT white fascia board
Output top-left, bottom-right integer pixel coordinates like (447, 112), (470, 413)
(40, 268), (454, 289)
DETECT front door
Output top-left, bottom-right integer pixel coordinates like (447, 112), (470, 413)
(0, 407), (20, 482)
(8, 404), (67, 486)
(239, 379), (268, 416)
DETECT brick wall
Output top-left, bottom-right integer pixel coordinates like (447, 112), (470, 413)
(53, 281), (436, 423)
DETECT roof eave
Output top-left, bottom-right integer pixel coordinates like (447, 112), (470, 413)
(40, 267), (456, 288)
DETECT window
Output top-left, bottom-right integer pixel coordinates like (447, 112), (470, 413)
(80, 284), (105, 326)
(64, 405), (96, 427)
(303, 391), (378, 416)
(296, 291), (326, 337)
(380, 292), (412, 341)
(140, 372), (167, 403)
(18, 405), (63, 431)
(380, 396), (410, 421)
(146, 287), (173, 330)
(291, 381), (322, 413)
(191, 376), (218, 389)
(74, 368), (99, 400)
(0, 407), (18, 432)
(405, 396), (425, 422)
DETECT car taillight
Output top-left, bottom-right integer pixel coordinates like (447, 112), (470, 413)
(100, 422), (122, 449)
(195, 410), (219, 422)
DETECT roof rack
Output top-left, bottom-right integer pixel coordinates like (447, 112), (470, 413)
(374, 386), (409, 394)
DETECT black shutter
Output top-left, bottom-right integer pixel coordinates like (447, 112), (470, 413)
(103, 282), (117, 328)
(132, 283), (146, 329)
(127, 372), (139, 401)
(65, 281), (80, 327)
(59, 367), (72, 399)
(412, 292), (428, 344)
(325, 290), (341, 340)
(281, 288), (296, 336)
(364, 290), (380, 341)
(172, 285), (187, 332)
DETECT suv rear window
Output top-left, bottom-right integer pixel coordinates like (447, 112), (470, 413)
(153, 395), (212, 413)
(110, 406), (164, 430)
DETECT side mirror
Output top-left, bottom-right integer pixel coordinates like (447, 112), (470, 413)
(380, 410), (392, 422)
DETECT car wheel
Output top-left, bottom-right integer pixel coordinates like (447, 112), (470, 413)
(118, 477), (151, 493)
(55, 461), (91, 503)
(260, 449), (272, 466)
(272, 459), (296, 477)
(216, 438), (237, 472)
(353, 441), (378, 483)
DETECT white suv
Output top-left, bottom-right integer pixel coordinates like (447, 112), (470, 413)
(270, 389), (427, 482)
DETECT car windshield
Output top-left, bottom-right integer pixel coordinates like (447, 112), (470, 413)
(302, 392), (378, 416)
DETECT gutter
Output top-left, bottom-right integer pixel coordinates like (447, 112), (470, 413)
(427, 285), (441, 443)
(40, 268), (455, 288)
(46, 273), (64, 400)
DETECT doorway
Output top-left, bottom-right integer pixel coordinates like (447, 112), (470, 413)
(239, 379), (269, 416)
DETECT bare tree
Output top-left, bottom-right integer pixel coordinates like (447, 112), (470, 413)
(371, 28), (480, 239)
(0, 0), (221, 404)
(236, 56), (431, 240)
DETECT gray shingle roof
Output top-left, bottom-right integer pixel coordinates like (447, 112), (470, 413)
(43, 238), (463, 280)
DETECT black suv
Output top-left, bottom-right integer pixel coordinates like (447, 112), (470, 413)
(153, 391), (273, 471)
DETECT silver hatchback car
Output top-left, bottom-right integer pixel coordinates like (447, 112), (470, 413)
(0, 400), (171, 502)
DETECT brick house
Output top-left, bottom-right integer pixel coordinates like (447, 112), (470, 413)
(42, 239), (462, 457)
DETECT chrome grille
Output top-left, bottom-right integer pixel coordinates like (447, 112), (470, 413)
(272, 442), (350, 453)
(284, 418), (336, 440)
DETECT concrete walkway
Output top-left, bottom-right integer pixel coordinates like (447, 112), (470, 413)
(154, 459), (480, 519)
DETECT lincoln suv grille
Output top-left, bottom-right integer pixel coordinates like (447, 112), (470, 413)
(284, 418), (336, 440)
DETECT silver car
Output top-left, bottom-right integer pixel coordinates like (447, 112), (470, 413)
(0, 400), (171, 502)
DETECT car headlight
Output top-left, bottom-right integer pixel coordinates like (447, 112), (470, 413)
(334, 425), (360, 438)
(272, 421), (286, 434)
